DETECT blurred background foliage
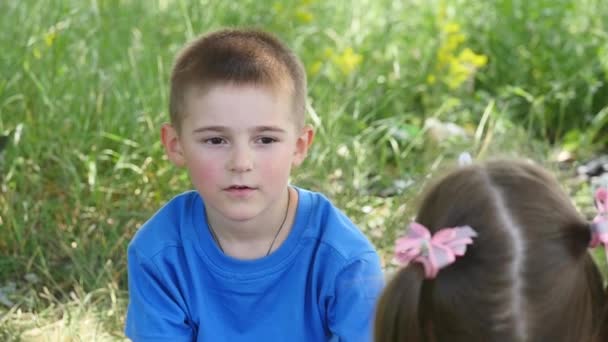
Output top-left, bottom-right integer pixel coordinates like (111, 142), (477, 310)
(1, 0), (607, 339)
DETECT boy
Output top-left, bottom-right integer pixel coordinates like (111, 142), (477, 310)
(125, 28), (384, 341)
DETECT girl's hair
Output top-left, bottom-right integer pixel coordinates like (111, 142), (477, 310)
(375, 159), (608, 342)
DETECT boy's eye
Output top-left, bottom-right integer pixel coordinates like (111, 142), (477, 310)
(204, 137), (226, 145)
(257, 137), (277, 144)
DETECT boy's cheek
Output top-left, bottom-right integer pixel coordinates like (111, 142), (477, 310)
(188, 163), (220, 182)
(264, 160), (294, 181)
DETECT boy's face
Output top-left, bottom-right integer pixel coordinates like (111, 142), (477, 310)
(161, 84), (313, 223)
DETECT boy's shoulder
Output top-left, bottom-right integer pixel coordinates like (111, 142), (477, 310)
(298, 187), (376, 261)
(128, 190), (200, 259)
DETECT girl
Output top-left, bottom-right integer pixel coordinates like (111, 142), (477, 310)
(375, 159), (608, 341)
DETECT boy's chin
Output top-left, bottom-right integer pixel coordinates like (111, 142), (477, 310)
(216, 206), (264, 223)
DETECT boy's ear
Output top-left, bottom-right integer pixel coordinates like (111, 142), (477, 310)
(161, 123), (186, 167)
(292, 125), (314, 167)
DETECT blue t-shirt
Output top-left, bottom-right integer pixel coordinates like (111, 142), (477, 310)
(125, 188), (385, 341)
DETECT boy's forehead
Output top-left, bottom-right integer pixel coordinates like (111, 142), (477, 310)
(184, 84), (282, 111)
(181, 83), (299, 125)
(186, 80), (293, 99)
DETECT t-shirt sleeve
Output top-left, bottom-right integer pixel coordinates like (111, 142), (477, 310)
(125, 246), (195, 342)
(327, 252), (385, 342)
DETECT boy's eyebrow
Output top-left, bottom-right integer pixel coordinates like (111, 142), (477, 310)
(192, 126), (226, 134)
(192, 125), (287, 134)
(252, 126), (287, 133)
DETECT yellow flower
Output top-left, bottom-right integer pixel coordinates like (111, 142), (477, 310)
(458, 48), (488, 68)
(446, 59), (470, 89)
(446, 32), (465, 51)
(445, 22), (461, 34)
(44, 31), (57, 47)
(309, 61), (323, 76)
(436, 20), (466, 70)
(437, 45), (453, 67)
(332, 48), (363, 75)
(444, 49), (488, 89)
(430, 16), (488, 90)
(295, 8), (314, 23)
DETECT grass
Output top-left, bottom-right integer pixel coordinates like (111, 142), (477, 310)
(1, 0), (607, 339)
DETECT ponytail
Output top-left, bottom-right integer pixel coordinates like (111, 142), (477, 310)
(599, 286), (608, 341)
(374, 264), (428, 342)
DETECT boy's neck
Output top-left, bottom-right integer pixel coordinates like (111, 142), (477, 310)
(205, 187), (296, 259)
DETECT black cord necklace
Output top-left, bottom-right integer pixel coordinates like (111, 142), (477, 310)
(207, 188), (291, 257)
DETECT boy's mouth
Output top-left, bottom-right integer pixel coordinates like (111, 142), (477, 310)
(226, 185), (256, 190)
(224, 185), (257, 197)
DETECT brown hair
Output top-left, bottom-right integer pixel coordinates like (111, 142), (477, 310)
(169, 28), (307, 132)
(375, 159), (608, 342)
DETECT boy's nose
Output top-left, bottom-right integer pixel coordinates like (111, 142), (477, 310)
(228, 146), (253, 172)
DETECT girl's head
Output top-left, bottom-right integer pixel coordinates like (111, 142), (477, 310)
(375, 159), (608, 342)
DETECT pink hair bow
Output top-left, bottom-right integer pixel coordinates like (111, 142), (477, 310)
(590, 188), (608, 257)
(394, 222), (477, 279)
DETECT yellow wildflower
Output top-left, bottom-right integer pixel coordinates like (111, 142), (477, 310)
(431, 15), (488, 90)
(309, 61), (323, 76)
(445, 22), (461, 34)
(446, 31), (465, 51)
(332, 48), (363, 75)
(458, 48), (488, 68)
(437, 45), (453, 67)
(446, 59), (470, 89)
(436, 21), (465, 69)
(444, 49), (488, 89)
(44, 31), (57, 47)
(295, 8), (314, 23)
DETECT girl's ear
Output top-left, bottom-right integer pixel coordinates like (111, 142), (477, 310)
(292, 125), (314, 167)
(161, 123), (186, 167)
